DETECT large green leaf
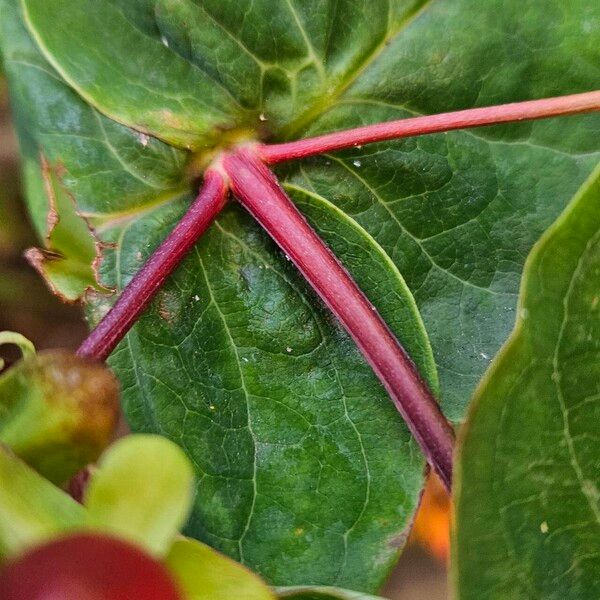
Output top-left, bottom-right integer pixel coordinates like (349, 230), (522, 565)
(17, 0), (600, 419)
(2, 0), (600, 592)
(98, 199), (432, 591)
(453, 164), (600, 599)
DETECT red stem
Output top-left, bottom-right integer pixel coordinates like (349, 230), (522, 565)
(261, 90), (600, 163)
(77, 169), (228, 362)
(223, 149), (455, 490)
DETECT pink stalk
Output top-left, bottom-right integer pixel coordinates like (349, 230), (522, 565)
(261, 90), (600, 163)
(77, 169), (228, 362)
(223, 149), (455, 489)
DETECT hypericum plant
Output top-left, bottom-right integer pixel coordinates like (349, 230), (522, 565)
(0, 0), (599, 596)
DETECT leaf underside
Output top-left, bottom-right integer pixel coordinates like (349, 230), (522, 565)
(1, 0), (599, 591)
(453, 165), (600, 599)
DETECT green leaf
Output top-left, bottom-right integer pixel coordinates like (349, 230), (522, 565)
(22, 154), (112, 302)
(21, 0), (248, 150)
(0, 350), (119, 484)
(0, 444), (86, 560)
(84, 434), (195, 557)
(277, 586), (386, 599)
(166, 537), (276, 600)
(283, 0), (600, 419)
(100, 200), (430, 591)
(453, 164), (600, 599)
(0, 0), (187, 218)
(19, 0), (429, 148)
(3, 0), (600, 591)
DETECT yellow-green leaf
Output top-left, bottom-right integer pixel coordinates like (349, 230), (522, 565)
(0, 444), (86, 561)
(165, 537), (276, 600)
(84, 434), (195, 557)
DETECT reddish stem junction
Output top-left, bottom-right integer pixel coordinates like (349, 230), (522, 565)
(78, 90), (600, 490)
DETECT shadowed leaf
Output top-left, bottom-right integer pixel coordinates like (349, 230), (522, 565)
(454, 164), (600, 599)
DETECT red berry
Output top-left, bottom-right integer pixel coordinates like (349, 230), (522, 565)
(0, 533), (183, 600)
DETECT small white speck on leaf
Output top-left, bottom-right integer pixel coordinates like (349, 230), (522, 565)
(138, 133), (150, 147)
(193, 294), (200, 301)
(353, 160), (362, 168)
(479, 352), (489, 360)
(242, 357), (249, 363)
(259, 113), (267, 121)
(161, 35), (170, 47)
(540, 521), (549, 533)
(209, 404), (216, 411)
(286, 347), (292, 353)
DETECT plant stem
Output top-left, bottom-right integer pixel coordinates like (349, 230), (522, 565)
(77, 169), (228, 362)
(261, 90), (600, 163)
(223, 149), (455, 489)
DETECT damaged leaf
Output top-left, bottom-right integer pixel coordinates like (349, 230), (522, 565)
(23, 155), (112, 302)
